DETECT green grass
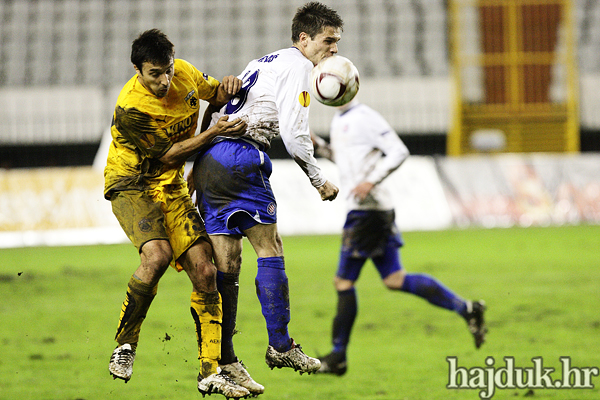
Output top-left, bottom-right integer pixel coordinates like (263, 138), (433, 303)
(2, 225), (600, 399)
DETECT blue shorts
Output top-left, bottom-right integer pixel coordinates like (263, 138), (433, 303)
(336, 210), (404, 281)
(193, 139), (277, 235)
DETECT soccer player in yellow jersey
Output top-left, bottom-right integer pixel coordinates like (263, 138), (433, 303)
(104, 29), (249, 398)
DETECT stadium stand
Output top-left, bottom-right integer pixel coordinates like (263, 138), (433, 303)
(0, 0), (598, 166)
(1, 0), (600, 246)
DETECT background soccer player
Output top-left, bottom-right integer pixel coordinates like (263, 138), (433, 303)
(190, 2), (343, 395)
(104, 29), (250, 398)
(312, 99), (487, 376)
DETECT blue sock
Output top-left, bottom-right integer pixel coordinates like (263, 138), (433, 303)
(400, 273), (467, 316)
(255, 257), (291, 352)
(332, 287), (357, 355)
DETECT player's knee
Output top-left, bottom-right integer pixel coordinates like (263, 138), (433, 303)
(334, 276), (355, 291)
(182, 245), (218, 292)
(195, 259), (218, 280)
(187, 241), (217, 277)
(383, 270), (406, 290)
(140, 240), (173, 275)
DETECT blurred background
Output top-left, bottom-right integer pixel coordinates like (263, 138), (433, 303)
(1, 0), (599, 246)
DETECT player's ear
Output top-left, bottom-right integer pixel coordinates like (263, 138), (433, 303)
(134, 64), (143, 78)
(297, 32), (310, 48)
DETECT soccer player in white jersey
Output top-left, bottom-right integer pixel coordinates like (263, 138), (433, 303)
(190, 2), (343, 395)
(313, 100), (487, 376)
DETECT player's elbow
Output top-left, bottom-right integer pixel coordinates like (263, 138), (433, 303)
(397, 146), (410, 164)
(158, 150), (183, 168)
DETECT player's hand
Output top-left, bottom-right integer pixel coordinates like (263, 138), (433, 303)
(186, 167), (195, 195)
(213, 115), (247, 138)
(220, 75), (243, 96)
(186, 167), (199, 206)
(351, 181), (374, 202)
(317, 180), (339, 201)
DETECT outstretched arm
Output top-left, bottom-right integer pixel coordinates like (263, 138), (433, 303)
(159, 116), (246, 167)
(161, 75), (245, 167)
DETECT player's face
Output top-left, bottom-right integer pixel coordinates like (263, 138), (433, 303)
(304, 26), (341, 65)
(135, 57), (175, 98)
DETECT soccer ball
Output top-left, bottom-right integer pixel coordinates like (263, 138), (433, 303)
(310, 55), (360, 107)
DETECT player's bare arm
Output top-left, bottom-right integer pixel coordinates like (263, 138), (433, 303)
(159, 116), (247, 167)
(317, 180), (339, 201)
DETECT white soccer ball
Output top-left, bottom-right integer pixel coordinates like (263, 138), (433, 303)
(310, 55), (360, 107)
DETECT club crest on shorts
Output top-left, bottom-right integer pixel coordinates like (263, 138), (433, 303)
(267, 202), (276, 216)
(138, 218), (152, 232)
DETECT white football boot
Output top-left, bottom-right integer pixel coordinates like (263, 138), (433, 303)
(109, 343), (136, 382)
(220, 361), (264, 395)
(197, 370), (250, 399)
(265, 339), (321, 375)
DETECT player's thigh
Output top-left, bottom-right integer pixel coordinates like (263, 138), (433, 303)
(208, 234), (244, 273)
(336, 252), (367, 282)
(244, 223), (283, 258)
(194, 140), (276, 236)
(110, 190), (169, 250)
(372, 243), (405, 289)
(161, 185), (208, 266)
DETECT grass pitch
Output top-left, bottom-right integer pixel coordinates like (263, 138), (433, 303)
(1, 225), (599, 400)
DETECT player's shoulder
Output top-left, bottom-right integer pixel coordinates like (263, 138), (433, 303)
(255, 47), (312, 73)
(115, 77), (158, 118)
(351, 103), (383, 121)
(173, 58), (199, 81)
(115, 75), (141, 108)
(336, 102), (370, 118)
(174, 58), (195, 73)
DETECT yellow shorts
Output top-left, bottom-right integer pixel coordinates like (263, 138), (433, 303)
(110, 184), (208, 271)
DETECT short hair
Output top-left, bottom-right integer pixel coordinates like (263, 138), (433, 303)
(130, 29), (175, 72)
(291, 2), (344, 43)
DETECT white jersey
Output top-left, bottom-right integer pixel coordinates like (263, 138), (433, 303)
(330, 101), (409, 211)
(212, 47), (325, 187)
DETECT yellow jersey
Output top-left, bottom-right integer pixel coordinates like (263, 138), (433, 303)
(104, 59), (220, 199)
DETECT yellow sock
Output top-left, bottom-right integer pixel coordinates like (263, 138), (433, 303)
(114, 275), (157, 349)
(190, 291), (222, 378)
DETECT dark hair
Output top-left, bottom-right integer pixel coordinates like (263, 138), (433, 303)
(291, 2), (343, 43)
(130, 29), (175, 72)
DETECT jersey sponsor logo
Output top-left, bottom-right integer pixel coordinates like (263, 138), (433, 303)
(299, 91), (310, 107)
(184, 90), (199, 109)
(165, 113), (197, 140)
